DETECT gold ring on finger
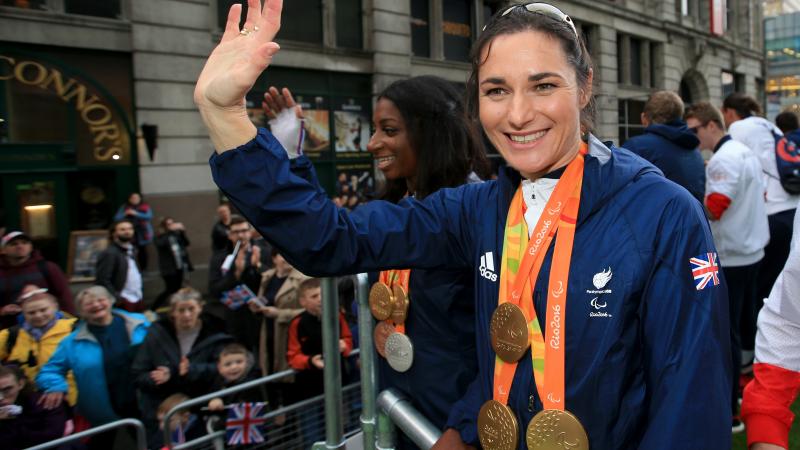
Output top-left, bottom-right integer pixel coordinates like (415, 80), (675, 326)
(240, 27), (250, 36)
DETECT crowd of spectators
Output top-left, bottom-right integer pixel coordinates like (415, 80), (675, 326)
(0, 195), (358, 449)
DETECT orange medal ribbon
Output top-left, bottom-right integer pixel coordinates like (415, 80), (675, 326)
(379, 269), (411, 333)
(493, 144), (586, 410)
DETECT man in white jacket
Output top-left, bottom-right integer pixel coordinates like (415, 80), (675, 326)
(686, 102), (770, 433)
(722, 94), (798, 377)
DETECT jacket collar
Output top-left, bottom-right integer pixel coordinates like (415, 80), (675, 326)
(495, 134), (654, 227)
(74, 309), (144, 343)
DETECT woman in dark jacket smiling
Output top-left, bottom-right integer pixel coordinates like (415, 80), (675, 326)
(132, 287), (232, 448)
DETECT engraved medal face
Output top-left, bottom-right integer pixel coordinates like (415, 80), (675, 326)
(384, 332), (414, 372)
(526, 409), (589, 450)
(369, 282), (394, 321)
(390, 284), (409, 324)
(373, 321), (395, 358)
(490, 303), (530, 362)
(477, 400), (519, 450)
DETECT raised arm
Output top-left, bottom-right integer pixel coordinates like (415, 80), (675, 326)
(194, 0), (282, 152)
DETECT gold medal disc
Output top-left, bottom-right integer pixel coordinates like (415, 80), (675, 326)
(490, 303), (530, 362)
(369, 282), (394, 321)
(390, 284), (410, 324)
(373, 321), (395, 358)
(477, 400), (519, 450)
(526, 409), (589, 450)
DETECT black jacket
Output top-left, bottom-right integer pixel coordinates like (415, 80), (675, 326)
(211, 221), (230, 253)
(132, 314), (232, 448)
(155, 230), (194, 276)
(207, 245), (262, 299)
(95, 241), (135, 299)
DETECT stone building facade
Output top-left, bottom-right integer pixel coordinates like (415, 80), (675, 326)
(0, 0), (764, 270)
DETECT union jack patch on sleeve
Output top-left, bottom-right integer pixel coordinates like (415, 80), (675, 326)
(689, 252), (720, 290)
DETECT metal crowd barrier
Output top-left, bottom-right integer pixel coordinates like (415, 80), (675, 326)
(356, 274), (443, 450)
(161, 275), (440, 450)
(162, 352), (361, 449)
(377, 389), (442, 450)
(356, 272), (378, 450)
(26, 418), (147, 450)
(162, 277), (363, 449)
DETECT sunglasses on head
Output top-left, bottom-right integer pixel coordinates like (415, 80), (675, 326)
(484, 2), (578, 39)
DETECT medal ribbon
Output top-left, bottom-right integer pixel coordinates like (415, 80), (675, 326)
(379, 269), (410, 334)
(493, 144), (586, 409)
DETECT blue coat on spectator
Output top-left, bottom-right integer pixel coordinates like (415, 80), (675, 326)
(36, 309), (149, 426)
(622, 120), (705, 203)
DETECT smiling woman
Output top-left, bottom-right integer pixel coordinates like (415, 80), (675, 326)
(198, 1), (731, 448)
(36, 285), (149, 447)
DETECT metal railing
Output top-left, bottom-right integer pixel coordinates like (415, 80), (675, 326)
(357, 272), (378, 450)
(315, 276), (345, 450)
(26, 418), (147, 450)
(377, 389), (441, 450)
(161, 274), (441, 450)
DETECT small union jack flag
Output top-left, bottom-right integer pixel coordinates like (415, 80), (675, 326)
(226, 402), (268, 445)
(690, 252), (720, 290)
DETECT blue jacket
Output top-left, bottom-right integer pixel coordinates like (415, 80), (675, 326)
(37, 309), (149, 425)
(210, 129), (731, 449)
(622, 121), (705, 203)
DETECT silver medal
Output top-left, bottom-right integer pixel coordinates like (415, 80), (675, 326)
(385, 332), (414, 372)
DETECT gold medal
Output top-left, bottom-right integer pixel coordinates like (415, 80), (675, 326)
(477, 400), (519, 450)
(369, 282), (393, 321)
(526, 409), (589, 450)
(373, 321), (394, 358)
(490, 303), (530, 362)
(390, 284), (409, 324)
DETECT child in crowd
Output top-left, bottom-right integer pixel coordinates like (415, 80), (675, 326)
(206, 344), (269, 447)
(207, 343), (266, 411)
(286, 278), (353, 401)
(157, 393), (202, 447)
(286, 278), (353, 448)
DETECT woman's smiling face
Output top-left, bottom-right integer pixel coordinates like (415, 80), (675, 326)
(367, 98), (418, 182)
(478, 30), (591, 179)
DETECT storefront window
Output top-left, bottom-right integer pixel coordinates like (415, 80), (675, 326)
(217, 0), (249, 30)
(65, 0), (121, 19)
(278, 0), (323, 44)
(411, 0), (431, 58)
(443, 0), (472, 62)
(17, 181), (56, 240)
(336, 0), (363, 49)
(618, 99), (646, 144)
(0, 47), (135, 165)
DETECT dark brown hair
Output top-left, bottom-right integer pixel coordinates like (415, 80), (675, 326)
(685, 102), (725, 130)
(298, 278), (322, 297)
(722, 93), (762, 119)
(228, 215), (249, 228)
(776, 111), (799, 134)
(465, 6), (596, 134)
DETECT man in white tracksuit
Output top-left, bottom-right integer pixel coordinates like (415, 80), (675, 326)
(722, 94), (799, 374)
(686, 102), (770, 433)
